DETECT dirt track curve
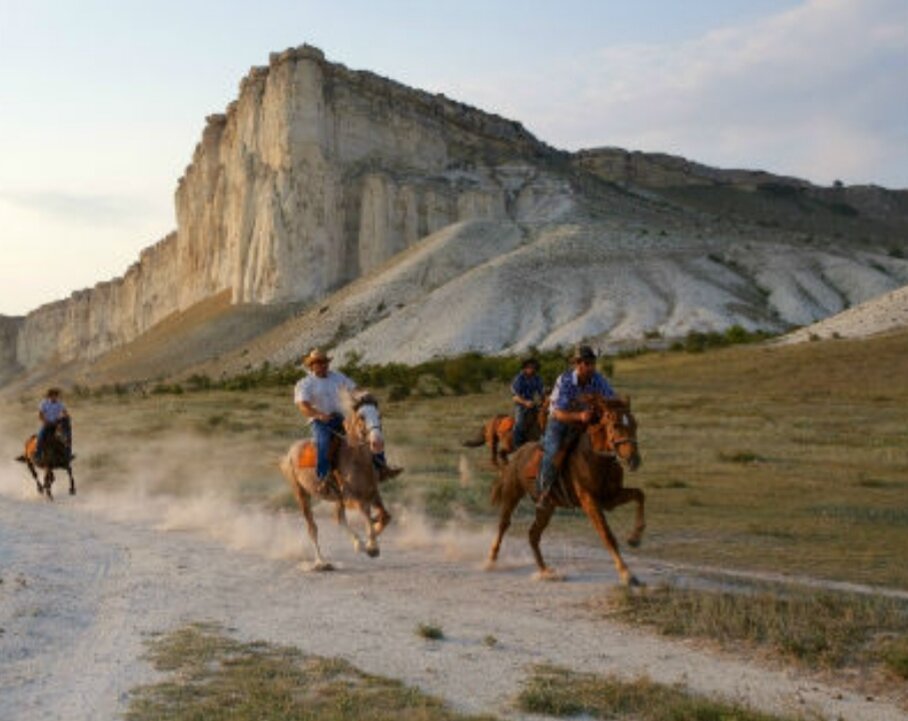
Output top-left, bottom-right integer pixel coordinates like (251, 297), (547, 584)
(1, 485), (906, 721)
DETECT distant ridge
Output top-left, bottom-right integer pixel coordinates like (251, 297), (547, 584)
(1, 44), (907, 389)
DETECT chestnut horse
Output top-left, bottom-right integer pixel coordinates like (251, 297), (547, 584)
(15, 426), (75, 500)
(462, 399), (548, 466)
(279, 391), (395, 570)
(487, 396), (645, 586)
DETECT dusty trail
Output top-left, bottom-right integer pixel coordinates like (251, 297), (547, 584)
(1, 484), (906, 721)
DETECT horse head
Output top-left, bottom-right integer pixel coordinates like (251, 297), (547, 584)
(348, 390), (384, 454)
(586, 395), (641, 471)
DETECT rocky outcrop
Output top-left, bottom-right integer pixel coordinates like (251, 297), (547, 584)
(0, 315), (23, 385)
(3, 46), (907, 387)
(4, 45), (559, 379)
(573, 147), (908, 223)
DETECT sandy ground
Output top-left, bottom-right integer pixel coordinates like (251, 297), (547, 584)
(2, 463), (907, 721)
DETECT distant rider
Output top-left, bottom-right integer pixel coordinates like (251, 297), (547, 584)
(294, 348), (401, 493)
(536, 345), (616, 509)
(510, 357), (544, 448)
(35, 387), (73, 463)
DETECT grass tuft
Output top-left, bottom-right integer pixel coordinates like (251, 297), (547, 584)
(416, 623), (445, 641)
(518, 665), (795, 720)
(126, 623), (491, 721)
(603, 584), (908, 670)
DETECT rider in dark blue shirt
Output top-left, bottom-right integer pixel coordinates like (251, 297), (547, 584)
(510, 357), (544, 448)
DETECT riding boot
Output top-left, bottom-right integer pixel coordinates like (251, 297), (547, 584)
(373, 452), (403, 481)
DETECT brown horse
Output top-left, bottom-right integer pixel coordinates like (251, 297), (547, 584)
(279, 391), (395, 570)
(487, 396), (645, 586)
(462, 399), (548, 466)
(15, 426), (76, 500)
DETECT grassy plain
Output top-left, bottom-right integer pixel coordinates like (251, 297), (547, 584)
(8, 330), (907, 589)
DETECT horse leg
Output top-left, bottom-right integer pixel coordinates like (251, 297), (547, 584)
(334, 502), (366, 554)
(43, 470), (55, 501)
(576, 487), (639, 587)
(604, 487), (646, 547)
(67, 466), (76, 496)
(490, 432), (499, 467)
(487, 487), (522, 568)
(25, 460), (42, 495)
(359, 503), (380, 558)
(288, 477), (329, 569)
(528, 504), (557, 579)
(371, 496), (392, 536)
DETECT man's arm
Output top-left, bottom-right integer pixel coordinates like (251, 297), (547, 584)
(297, 400), (330, 423)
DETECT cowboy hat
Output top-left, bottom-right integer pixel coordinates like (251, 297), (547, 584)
(302, 348), (332, 368)
(571, 344), (597, 363)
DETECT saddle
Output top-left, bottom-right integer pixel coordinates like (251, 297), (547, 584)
(296, 436), (342, 470)
(522, 432), (583, 505)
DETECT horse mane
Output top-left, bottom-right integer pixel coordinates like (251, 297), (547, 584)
(351, 390), (379, 412)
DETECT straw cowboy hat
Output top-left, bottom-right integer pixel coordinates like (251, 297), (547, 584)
(302, 348), (332, 368)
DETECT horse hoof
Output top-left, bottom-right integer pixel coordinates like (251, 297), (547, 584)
(483, 558), (497, 572)
(623, 574), (644, 588)
(534, 568), (564, 582)
(308, 561), (335, 572)
(366, 545), (380, 558)
(70, 488), (76, 496)
(627, 535), (642, 548)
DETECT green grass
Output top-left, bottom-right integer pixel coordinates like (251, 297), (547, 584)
(416, 623), (445, 641)
(126, 623), (493, 721)
(518, 665), (798, 721)
(11, 329), (908, 589)
(599, 583), (908, 671)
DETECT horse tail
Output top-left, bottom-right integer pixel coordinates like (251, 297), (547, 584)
(15, 455), (27, 463)
(461, 427), (486, 447)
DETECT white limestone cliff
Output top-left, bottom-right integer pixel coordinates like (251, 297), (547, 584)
(5, 45), (555, 377)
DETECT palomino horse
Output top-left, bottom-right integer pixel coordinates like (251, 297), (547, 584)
(462, 399), (549, 466)
(15, 425), (76, 500)
(279, 391), (394, 570)
(487, 396), (645, 586)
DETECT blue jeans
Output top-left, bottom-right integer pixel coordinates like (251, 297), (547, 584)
(513, 404), (531, 448)
(537, 418), (580, 495)
(312, 414), (345, 479)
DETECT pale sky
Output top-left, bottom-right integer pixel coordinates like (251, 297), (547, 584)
(1, 0), (906, 316)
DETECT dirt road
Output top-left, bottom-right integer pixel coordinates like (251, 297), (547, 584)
(1, 476), (906, 721)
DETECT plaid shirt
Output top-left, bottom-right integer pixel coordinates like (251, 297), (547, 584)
(549, 369), (615, 412)
(510, 372), (544, 403)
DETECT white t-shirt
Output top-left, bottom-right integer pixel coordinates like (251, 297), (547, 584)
(294, 370), (356, 421)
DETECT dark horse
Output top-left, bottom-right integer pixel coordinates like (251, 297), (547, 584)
(462, 399), (549, 466)
(486, 396), (645, 586)
(15, 425), (76, 500)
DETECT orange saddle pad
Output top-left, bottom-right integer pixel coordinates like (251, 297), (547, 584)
(297, 441), (317, 469)
(25, 436), (38, 458)
(498, 416), (515, 434)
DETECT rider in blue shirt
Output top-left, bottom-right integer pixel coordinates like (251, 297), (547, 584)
(510, 357), (544, 448)
(35, 387), (73, 462)
(537, 345), (615, 509)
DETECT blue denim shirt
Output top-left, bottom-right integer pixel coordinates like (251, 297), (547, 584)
(549, 369), (615, 412)
(510, 372), (544, 402)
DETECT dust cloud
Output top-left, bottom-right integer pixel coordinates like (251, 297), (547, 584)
(1, 425), (529, 569)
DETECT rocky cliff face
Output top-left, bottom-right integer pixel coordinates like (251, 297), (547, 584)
(3, 46), (907, 387)
(4, 45), (558, 378)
